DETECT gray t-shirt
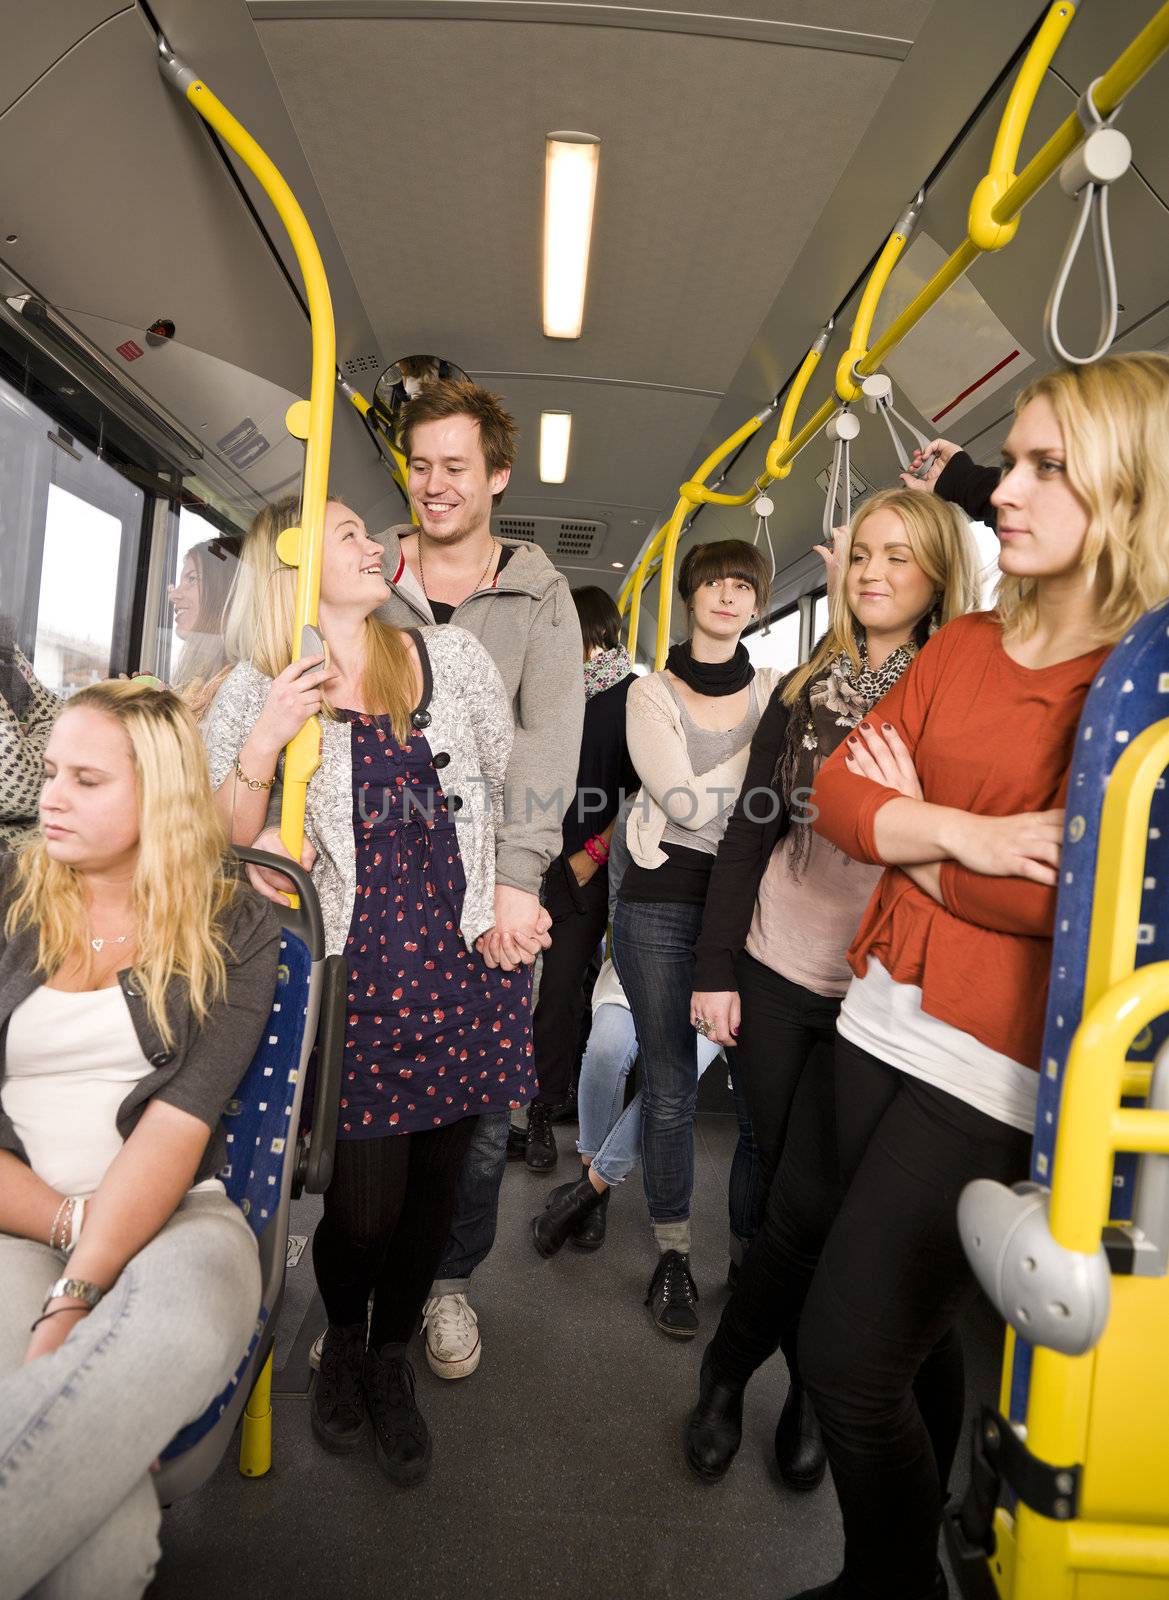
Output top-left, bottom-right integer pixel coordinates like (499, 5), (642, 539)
(659, 680), (761, 856)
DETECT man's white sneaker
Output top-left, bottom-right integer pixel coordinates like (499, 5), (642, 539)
(422, 1293), (481, 1379)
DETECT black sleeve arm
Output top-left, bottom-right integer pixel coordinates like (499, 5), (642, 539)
(692, 690), (791, 992)
(935, 451), (999, 528)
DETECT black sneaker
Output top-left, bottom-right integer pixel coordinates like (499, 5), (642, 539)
(310, 1322), (366, 1453)
(646, 1250), (699, 1339)
(525, 1099), (558, 1172)
(364, 1344), (432, 1487)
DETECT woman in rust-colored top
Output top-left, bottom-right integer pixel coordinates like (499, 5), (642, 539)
(764, 353), (1169, 1600)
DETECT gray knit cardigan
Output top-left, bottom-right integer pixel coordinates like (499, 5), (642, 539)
(202, 626), (513, 957)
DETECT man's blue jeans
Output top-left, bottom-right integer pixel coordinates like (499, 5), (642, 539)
(431, 1111), (509, 1293)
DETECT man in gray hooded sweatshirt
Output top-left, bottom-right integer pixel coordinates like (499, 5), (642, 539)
(372, 378), (584, 1380)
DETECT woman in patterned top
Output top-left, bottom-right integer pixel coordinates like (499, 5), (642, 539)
(203, 496), (531, 1488)
(685, 490), (979, 1491)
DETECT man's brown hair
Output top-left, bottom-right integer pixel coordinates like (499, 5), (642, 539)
(399, 378), (519, 483)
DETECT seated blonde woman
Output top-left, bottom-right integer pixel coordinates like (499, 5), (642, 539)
(0, 680), (280, 1600)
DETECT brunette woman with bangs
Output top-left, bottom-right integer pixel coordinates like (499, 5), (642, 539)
(0, 679), (279, 1599)
(606, 538), (779, 1338)
(685, 489), (978, 1491)
(205, 495), (527, 1487)
(756, 353), (1169, 1600)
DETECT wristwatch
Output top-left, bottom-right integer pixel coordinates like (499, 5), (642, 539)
(43, 1277), (105, 1312)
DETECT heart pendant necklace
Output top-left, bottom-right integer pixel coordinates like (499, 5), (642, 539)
(90, 933), (130, 953)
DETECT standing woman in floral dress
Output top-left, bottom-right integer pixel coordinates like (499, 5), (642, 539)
(203, 495), (536, 1487)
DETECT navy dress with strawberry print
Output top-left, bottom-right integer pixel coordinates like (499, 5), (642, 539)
(337, 709), (535, 1138)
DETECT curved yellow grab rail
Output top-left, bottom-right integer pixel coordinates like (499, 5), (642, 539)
(765, 321), (833, 482)
(834, 194), (923, 404)
(337, 377), (414, 509)
(159, 44), (333, 864)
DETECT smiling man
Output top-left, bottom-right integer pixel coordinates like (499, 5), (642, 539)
(370, 377), (584, 1380)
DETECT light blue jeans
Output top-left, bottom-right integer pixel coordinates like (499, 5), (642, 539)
(577, 1003), (722, 1188)
(0, 1189), (261, 1600)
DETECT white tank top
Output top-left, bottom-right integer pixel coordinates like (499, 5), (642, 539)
(2, 985), (151, 1195)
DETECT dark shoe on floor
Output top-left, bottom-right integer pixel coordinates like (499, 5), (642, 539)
(310, 1322), (366, 1453)
(775, 1381), (827, 1491)
(548, 1094), (578, 1125)
(570, 1185), (609, 1251)
(685, 1345), (744, 1481)
(646, 1249), (699, 1339)
(525, 1099), (558, 1172)
(531, 1175), (602, 1258)
(364, 1343), (432, 1487)
(506, 1121), (527, 1160)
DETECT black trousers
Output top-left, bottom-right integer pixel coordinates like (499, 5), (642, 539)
(719, 1033), (1030, 1599)
(313, 1116), (479, 1351)
(532, 853), (610, 1106)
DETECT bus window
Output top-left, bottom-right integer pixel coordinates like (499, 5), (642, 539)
(812, 591), (830, 647)
(744, 607), (800, 673)
(0, 372), (143, 699)
(159, 506), (239, 714)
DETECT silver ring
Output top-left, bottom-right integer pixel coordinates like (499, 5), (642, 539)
(694, 1018), (710, 1037)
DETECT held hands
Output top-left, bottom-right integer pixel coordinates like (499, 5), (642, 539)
(843, 721), (923, 800)
(244, 826), (319, 908)
(690, 991), (740, 1049)
(255, 654), (329, 752)
(476, 887), (553, 972)
(899, 437), (960, 494)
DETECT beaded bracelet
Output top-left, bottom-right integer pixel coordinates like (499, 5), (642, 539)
(49, 1197), (75, 1253)
(583, 836), (610, 867)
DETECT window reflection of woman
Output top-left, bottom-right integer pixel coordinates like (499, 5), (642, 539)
(168, 540), (235, 722)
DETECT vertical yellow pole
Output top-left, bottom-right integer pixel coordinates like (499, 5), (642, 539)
(239, 1348), (274, 1478)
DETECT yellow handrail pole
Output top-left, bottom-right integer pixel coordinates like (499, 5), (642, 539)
(765, 322), (833, 482)
(654, 410), (773, 666)
(993, 0), (1169, 223)
(337, 377), (413, 503)
(626, 502), (683, 659)
(834, 194), (924, 404)
(159, 44), (333, 863)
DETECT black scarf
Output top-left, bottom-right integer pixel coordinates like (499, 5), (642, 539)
(775, 638), (918, 879)
(665, 641), (754, 697)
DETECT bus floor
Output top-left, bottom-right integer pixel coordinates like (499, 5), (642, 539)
(153, 1107), (1000, 1599)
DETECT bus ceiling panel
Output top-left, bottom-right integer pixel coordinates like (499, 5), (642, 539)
(479, 378), (722, 513)
(246, 0), (931, 54)
(0, 7), (314, 401)
(145, 0), (383, 379)
(699, 0), (1046, 464)
(0, 0), (126, 120)
(252, 16), (901, 393)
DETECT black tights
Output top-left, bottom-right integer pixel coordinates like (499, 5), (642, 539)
(711, 1035), (1029, 1599)
(313, 1117), (478, 1351)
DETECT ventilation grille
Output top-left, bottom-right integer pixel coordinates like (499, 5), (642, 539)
(814, 460), (873, 502)
(343, 352), (382, 376)
(494, 515), (607, 562)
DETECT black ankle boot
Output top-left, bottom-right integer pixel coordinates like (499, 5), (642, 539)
(570, 1183), (609, 1250)
(685, 1345), (744, 1482)
(310, 1322), (366, 1453)
(525, 1099), (558, 1171)
(646, 1249), (699, 1339)
(784, 1565), (948, 1600)
(363, 1343), (431, 1487)
(774, 1381), (827, 1491)
(531, 1175), (602, 1257)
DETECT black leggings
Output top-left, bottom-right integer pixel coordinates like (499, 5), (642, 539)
(714, 1033), (1030, 1599)
(313, 1117), (479, 1351)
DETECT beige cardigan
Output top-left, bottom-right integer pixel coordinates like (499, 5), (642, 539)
(625, 666), (784, 870)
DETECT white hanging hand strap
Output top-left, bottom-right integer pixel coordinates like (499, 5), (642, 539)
(861, 373), (934, 477)
(1045, 78), (1131, 367)
(751, 495), (777, 619)
(823, 409), (860, 541)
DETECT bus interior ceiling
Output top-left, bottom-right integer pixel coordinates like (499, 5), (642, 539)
(3, 1), (1168, 646)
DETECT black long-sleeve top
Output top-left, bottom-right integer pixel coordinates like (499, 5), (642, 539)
(561, 672), (639, 857)
(691, 686), (792, 992)
(936, 450), (999, 528)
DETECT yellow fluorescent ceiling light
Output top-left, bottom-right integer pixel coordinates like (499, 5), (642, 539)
(543, 132), (600, 339)
(540, 411), (572, 483)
